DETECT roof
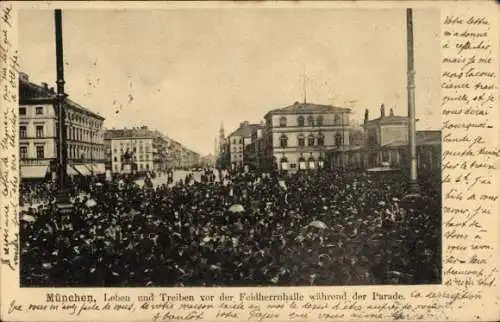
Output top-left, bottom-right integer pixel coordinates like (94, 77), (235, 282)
(104, 127), (159, 140)
(265, 102), (351, 117)
(416, 130), (441, 146)
(19, 75), (105, 120)
(380, 131), (441, 148)
(228, 122), (260, 138)
(364, 115), (409, 125)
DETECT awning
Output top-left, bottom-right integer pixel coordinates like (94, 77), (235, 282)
(89, 163), (105, 174)
(67, 165), (79, 176)
(21, 165), (49, 179)
(74, 164), (91, 176)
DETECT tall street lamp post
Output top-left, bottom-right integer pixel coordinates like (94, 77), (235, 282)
(54, 9), (73, 212)
(404, 8), (421, 201)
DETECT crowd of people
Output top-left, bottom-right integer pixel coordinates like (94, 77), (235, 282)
(20, 168), (441, 287)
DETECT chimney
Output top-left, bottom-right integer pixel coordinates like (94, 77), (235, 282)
(364, 109), (369, 124)
(380, 104), (386, 117)
(41, 82), (49, 90)
(390, 108), (394, 116)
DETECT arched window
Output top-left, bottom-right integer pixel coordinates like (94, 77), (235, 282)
(280, 134), (288, 148)
(335, 133), (343, 147)
(297, 134), (305, 147)
(279, 116), (287, 127)
(317, 115), (324, 126)
(308, 134), (315, 146)
(280, 156), (289, 170)
(307, 115), (315, 126)
(298, 156), (306, 170)
(308, 155), (316, 169)
(317, 132), (325, 146)
(297, 115), (305, 127)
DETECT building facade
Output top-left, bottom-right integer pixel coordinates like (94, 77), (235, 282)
(227, 121), (260, 169)
(329, 104), (442, 174)
(19, 73), (106, 180)
(104, 126), (169, 174)
(263, 102), (351, 171)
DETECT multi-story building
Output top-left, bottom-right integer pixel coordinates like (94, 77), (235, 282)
(104, 126), (169, 174)
(243, 122), (265, 170)
(19, 73), (106, 181)
(227, 121), (261, 169)
(330, 104), (442, 173)
(262, 101), (351, 171)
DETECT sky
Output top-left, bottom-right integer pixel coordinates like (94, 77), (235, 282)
(19, 8), (440, 155)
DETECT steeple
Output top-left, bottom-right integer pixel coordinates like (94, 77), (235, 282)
(219, 122), (225, 138)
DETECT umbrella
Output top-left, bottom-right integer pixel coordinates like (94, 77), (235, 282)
(86, 199), (97, 207)
(21, 214), (36, 223)
(228, 204), (245, 213)
(307, 220), (328, 230)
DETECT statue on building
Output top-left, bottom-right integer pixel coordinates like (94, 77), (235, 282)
(390, 107), (394, 116)
(380, 104), (386, 117)
(364, 109), (369, 124)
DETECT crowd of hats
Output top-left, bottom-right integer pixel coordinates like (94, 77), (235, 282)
(20, 169), (441, 286)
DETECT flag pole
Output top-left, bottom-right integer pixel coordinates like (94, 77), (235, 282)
(54, 9), (73, 212)
(403, 8), (421, 201)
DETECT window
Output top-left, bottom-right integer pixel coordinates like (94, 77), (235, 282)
(280, 135), (288, 148)
(20, 146), (27, 159)
(20, 107), (26, 115)
(308, 134), (315, 146)
(317, 115), (324, 126)
(382, 151), (390, 162)
(297, 116), (305, 127)
(279, 116), (287, 127)
(36, 106), (44, 115)
(335, 114), (341, 125)
(36, 125), (44, 138)
(20, 126), (27, 138)
(36, 145), (45, 159)
(307, 115), (315, 126)
(115, 165), (118, 171)
(233, 138), (236, 144)
(335, 133), (343, 147)
(317, 133), (325, 146)
(297, 134), (305, 147)
(114, 157), (117, 162)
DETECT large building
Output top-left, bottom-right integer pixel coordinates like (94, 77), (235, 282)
(263, 101), (351, 171)
(104, 126), (169, 174)
(329, 104), (442, 173)
(227, 121), (261, 169)
(104, 127), (201, 174)
(19, 73), (106, 181)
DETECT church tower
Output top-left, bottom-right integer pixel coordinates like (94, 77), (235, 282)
(218, 122), (225, 154)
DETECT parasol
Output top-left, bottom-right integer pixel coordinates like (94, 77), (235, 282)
(228, 204), (245, 213)
(85, 199), (97, 207)
(21, 214), (36, 223)
(307, 220), (329, 229)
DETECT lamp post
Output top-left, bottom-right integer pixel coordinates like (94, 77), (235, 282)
(54, 9), (73, 211)
(403, 8), (421, 201)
